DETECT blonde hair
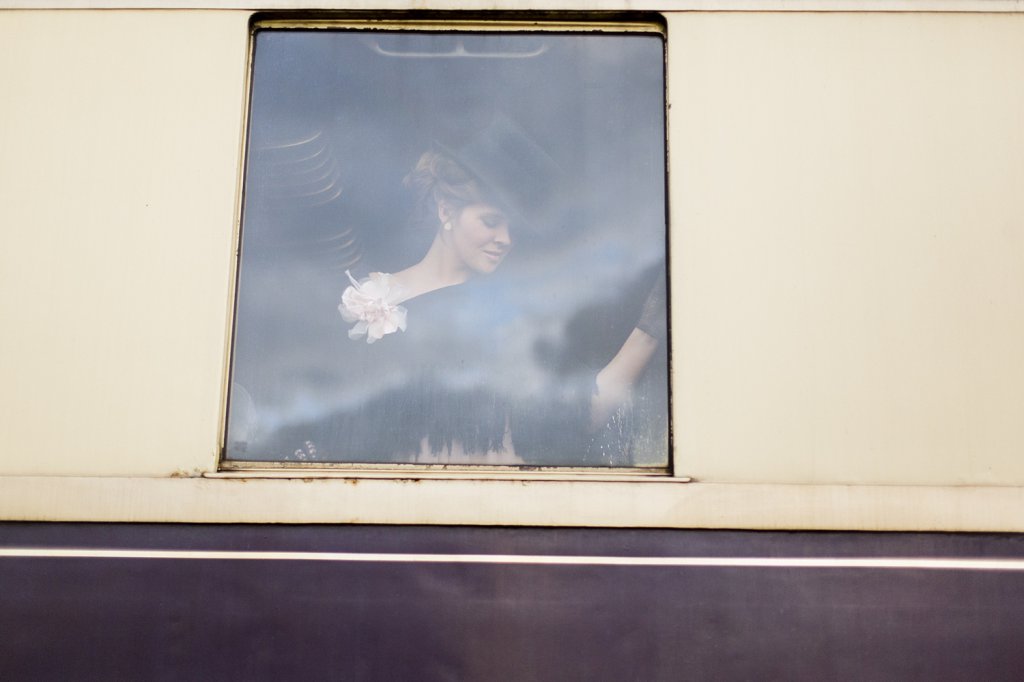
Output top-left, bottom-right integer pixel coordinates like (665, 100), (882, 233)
(403, 150), (486, 228)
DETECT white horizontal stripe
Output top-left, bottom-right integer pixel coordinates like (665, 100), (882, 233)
(12, 2), (1024, 14)
(2, 548), (1024, 571)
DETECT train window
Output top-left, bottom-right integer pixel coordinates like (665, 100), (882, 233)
(223, 21), (668, 471)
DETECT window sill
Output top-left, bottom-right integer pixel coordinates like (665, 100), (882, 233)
(3, 475), (1024, 532)
(209, 467), (688, 483)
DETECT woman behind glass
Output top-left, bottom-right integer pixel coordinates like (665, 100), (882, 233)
(297, 116), (665, 465)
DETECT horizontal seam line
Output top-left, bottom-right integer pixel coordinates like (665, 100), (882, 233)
(2, 549), (1024, 570)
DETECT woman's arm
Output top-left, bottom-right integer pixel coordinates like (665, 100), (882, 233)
(590, 327), (660, 431)
(589, 271), (666, 430)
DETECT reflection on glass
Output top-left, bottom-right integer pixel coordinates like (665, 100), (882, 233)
(226, 28), (668, 468)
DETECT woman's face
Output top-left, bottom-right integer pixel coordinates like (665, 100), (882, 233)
(446, 202), (513, 275)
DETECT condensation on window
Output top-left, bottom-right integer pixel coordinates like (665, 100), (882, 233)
(225, 27), (668, 468)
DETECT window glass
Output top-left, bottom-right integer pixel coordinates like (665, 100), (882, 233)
(225, 26), (668, 468)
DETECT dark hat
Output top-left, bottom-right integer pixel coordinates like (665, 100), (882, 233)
(437, 114), (563, 233)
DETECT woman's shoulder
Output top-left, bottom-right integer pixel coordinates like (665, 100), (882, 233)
(338, 261), (482, 346)
(380, 262), (469, 306)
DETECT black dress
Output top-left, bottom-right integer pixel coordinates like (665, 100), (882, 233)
(263, 273), (598, 465)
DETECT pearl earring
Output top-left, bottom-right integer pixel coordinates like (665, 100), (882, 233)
(443, 221), (452, 231)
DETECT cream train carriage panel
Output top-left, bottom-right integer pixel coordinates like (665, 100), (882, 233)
(2, 3), (1024, 680)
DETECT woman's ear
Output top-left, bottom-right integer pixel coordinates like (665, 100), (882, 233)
(436, 201), (457, 234)
(436, 200), (454, 225)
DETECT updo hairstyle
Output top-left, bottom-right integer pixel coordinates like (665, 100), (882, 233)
(403, 151), (487, 230)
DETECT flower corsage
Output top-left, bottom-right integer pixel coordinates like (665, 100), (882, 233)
(338, 270), (408, 343)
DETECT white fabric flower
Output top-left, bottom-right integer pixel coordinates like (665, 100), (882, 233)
(338, 270), (408, 343)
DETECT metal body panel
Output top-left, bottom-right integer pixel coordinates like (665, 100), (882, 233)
(3, 523), (1024, 680)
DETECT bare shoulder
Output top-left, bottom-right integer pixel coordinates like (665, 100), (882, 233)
(387, 264), (432, 303)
